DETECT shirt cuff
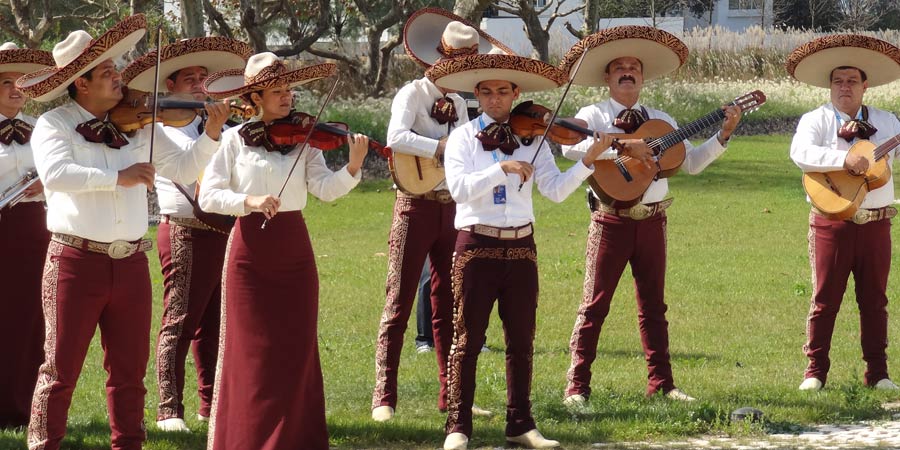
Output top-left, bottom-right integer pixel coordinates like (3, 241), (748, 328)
(99, 169), (120, 191)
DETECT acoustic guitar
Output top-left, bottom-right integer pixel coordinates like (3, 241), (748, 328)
(802, 133), (900, 220)
(591, 90), (767, 202)
(388, 152), (445, 195)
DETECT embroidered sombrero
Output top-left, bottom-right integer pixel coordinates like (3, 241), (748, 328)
(786, 34), (900, 88)
(122, 37), (252, 92)
(559, 25), (688, 86)
(425, 53), (565, 93)
(16, 14), (147, 102)
(0, 43), (54, 74)
(404, 7), (516, 67)
(203, 52), (336, 100)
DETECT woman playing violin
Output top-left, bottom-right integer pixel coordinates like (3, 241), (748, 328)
(198, 52), (368, 450)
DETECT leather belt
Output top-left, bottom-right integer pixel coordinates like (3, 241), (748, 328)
(461, 223), (533, 240)
(397, 189), (454, 204)
(595, 198), (674, 220)
(51, 233), (153, 259)
(162, 215), (219, 233)
(813, 206), (898, 225)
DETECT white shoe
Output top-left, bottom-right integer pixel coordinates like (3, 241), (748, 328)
(507, 429), (560, 448)
(156, 418), (190, 432)
(665, 388), (696, 402)
(443, 432), (468, 450)
(799, 377), (823, 391)
(197, 414), (209, 422)
(371, 405), (395, 422)
(480, 344), (491, 353)
(416, 343), (434, 354)
(563, 393), (586, 407)
(874, 378), (900, 390)
(471, 404), (493, 416)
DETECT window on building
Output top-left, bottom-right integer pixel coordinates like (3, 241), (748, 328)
(729, 0), (762, 9)
(534, 0), (547, 7)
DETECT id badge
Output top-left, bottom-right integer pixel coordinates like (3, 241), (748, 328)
(493, 185), (507, 204)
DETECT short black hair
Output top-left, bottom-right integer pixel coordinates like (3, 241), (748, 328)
(66, 68), (95, 100)
(830, 66), (867, 82)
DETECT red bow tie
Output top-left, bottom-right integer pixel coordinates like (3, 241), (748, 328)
(0, 118), (33, 145)
(75, 119), (129, 149)
(477, 122), (519, 155)
(838, 119), (878, 142)
(431, 97), (458, 125)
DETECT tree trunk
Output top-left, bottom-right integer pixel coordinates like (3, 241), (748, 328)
(582, 0), (598, 36)
(180, 0), (205, 37)
(453, 0), (494, 24)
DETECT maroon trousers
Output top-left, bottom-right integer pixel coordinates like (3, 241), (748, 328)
(445, 230), (538, 438)
(155, 223), (227, 421)
(566, 211), (674, 398)
(209, 211), (327, 450)
(373, 196), (457, 411)
(804, 212), (891, 385)
(28, 241), (151, 450)
(0, 202), (49, 429)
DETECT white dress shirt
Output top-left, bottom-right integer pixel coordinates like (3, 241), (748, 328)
(32, 101), (219, 242)
(790, 103), (900, 209)
(0, 112), (42, 203)
(198, 121), (361, 216)
(562, 98), (726, 204)
(386, 77), (468, 191)
(445, 113), (594, 229)
(157, 116), (221, 217)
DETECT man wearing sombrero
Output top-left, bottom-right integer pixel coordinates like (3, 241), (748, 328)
(787, 35), (900, 392)
(426, 52), (612, 450)
(0, 42), (53, 430)
(558, 26), (742, 407)
(371, 7), (514, 423)
(122, 36), (250, 432)
(17, 15), (224, 450)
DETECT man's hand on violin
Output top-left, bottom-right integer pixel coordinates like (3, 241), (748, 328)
(117, 163), (156, 191)
(346, 133), (369, 177)
(500, 160), (534, 183)
(621, 139), (656, 169)
(245, 194), (281, 219)
(24, 179), (44, 198)
(581, 132), (614, 167)
(203, 101), (231, 141)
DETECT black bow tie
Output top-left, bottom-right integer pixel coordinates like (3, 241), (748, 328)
(75, 119), (129, 149)
(431, 97), (458, 125)
(476, 122), (519, 155)
(614, 108), (646, 134)
(838, 119), (877, 142)
(0, 118), (33, 145)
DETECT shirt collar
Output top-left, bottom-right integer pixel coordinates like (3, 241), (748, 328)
(829, 102), (862, 121)
(422, 77), (444, 100)
(609, 97), (643, 115)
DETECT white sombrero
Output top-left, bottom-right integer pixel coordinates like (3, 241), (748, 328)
(16, 14), (147, 102)
(786, 34), (900, 88)
(559, 25), (688, 86)
(404, 7), (516, 67)
(203, 52), (336, 100)
(0, 43), (54, 74)
(122, 37), (252, 92)
(425, 53), (564, 93)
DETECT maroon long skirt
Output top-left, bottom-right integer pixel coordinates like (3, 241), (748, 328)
(208, 211), (327, 450)
(0, 202), (49, 429)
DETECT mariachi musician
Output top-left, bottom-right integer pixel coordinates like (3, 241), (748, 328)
(121, 36), (250, 432)
(17, 15), (223, 450)
(0, 42), (53, 430)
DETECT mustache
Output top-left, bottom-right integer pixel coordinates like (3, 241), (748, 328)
(618, 75), (636, 84)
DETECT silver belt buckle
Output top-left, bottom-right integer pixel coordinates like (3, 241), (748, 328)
(629, 204), (653, 220)
(499, 229), (515, 239)
(107, 240), (134, 259)
(852, 210), (873, 225)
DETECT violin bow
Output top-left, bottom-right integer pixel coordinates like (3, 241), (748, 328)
(147, 25), (163, 163)
(518, 51), (586, 191)
(261, 74), (342, 230)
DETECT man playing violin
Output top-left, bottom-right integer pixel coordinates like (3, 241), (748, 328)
(121, 37), (250, 432)
(426, 51), (612, 450)
(17, 16), (224, 450)
(787, 35), (900, 392)
(559, 27), (741, 407)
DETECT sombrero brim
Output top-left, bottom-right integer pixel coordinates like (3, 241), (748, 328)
(123, 37), (252, 92)
(0, 48), (54, 74)
(560, 26), (688, 86)
(404, 7), (516, 67)
(203, 63), (337, 100)
(16, 14), (147, 102)
(425, 54), (564, 93)
(786, 34), (900, 88)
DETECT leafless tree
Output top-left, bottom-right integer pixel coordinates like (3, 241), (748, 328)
(453, 0), (494, 23)
(836, 0), (881, 30)
(564, 0), (598, 40)
(0, 0), (124, 48)
(494, 0), (584, 62)
(180, 0), (206, 37)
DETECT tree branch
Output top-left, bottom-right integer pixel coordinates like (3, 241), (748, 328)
(564, 20), (584, 39)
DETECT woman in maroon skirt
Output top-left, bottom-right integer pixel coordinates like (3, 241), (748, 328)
(199, 52), (368, 450)
(0, 42), (54, 429)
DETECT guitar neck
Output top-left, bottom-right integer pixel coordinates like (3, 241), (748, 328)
(651, 108), (726, 154)
(873, 133), (900, 160)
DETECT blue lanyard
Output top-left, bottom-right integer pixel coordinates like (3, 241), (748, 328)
(478, 115), (511, 163)
(833, 107), (862, 131)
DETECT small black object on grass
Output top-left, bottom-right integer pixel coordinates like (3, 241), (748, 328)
(731, 407), (764, 423)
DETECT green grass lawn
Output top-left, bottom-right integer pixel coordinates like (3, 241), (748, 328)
(3, 134), (900, 450)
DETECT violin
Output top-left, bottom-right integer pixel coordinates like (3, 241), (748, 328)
(109, 87), (255, 133)
(508, 101), (594, 146)
(266, 111), (391, 157)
